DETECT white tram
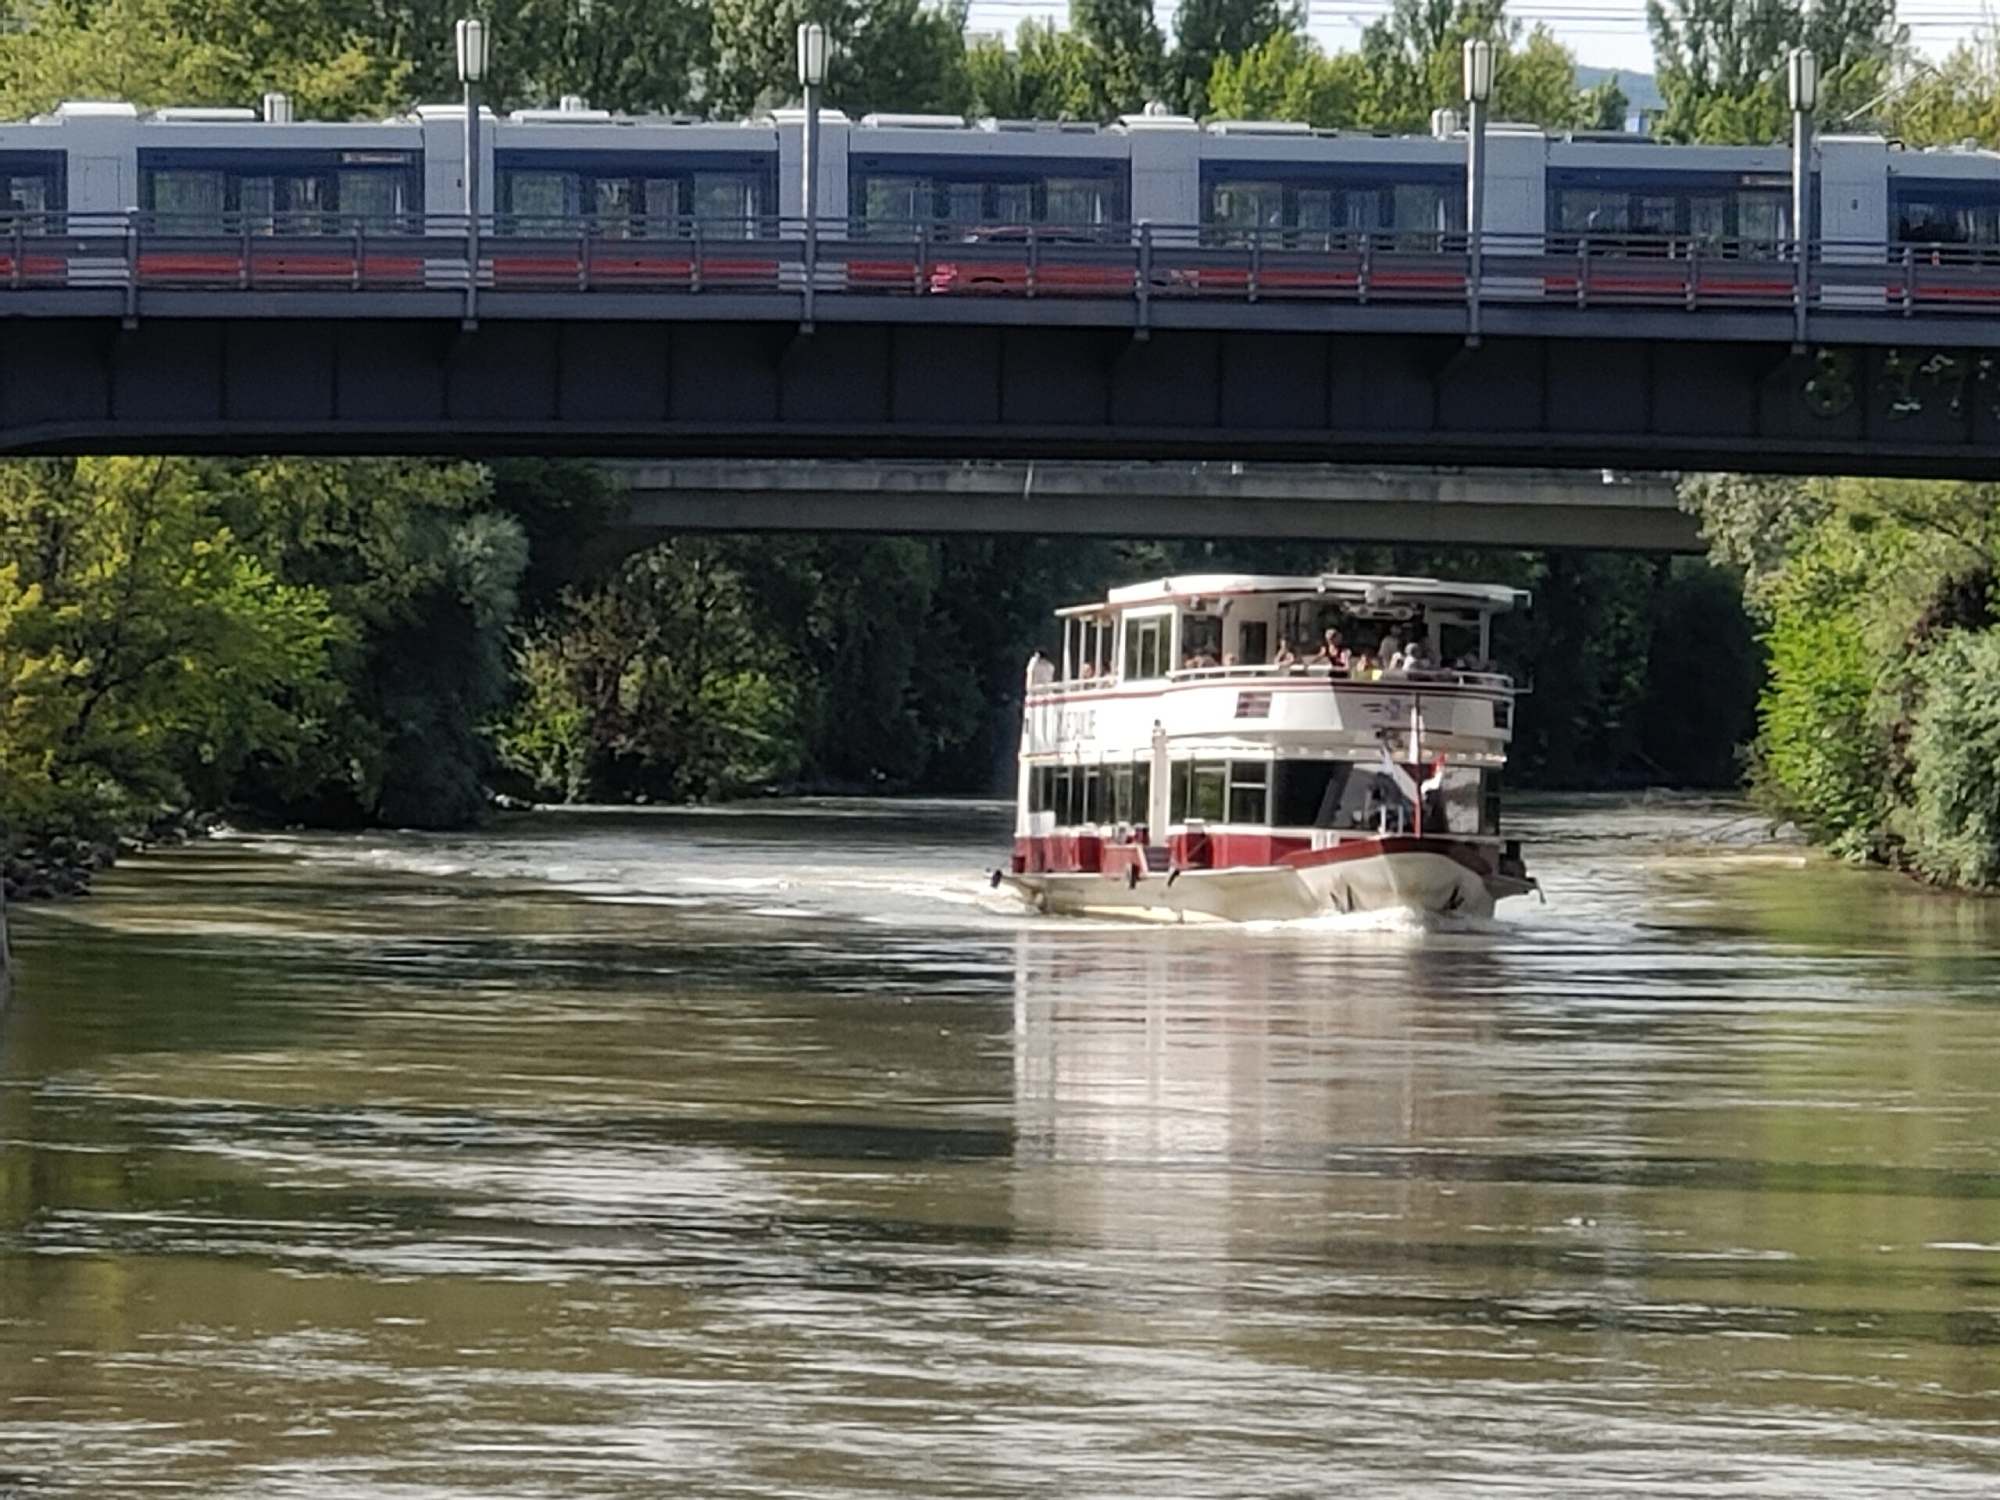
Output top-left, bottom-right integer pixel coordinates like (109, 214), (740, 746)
(996, 573), (1538, 922)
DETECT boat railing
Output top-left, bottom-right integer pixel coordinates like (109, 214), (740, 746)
(1024, 661), (1514, 697)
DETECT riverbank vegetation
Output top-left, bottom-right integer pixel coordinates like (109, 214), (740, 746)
(1690, 473), (2000, 890)
(3, 0), (1998, 884)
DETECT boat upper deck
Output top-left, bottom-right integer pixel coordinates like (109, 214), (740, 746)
(1027, 572), (1528, 700)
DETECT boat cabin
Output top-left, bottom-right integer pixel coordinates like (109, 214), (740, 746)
(1014, 573), (1529, 877)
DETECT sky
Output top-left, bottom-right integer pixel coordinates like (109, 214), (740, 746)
(962, 1), (1998, 82)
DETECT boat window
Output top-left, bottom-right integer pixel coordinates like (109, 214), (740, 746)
(1170, 760), (1188, 822)
(1124, 617), (1167, 681)
(1431, 766), (1488, 835)
(1272, 762), (1375, 829)
(1227, 761), (1269, 824)
(1133, 759), (1151, 825)
(1182, 760), (1227, 822)
(1236, 621), (1268, 665)
(1027, 764), (1052, 814)
(1180, 614), (1222, 668)
(1082, 765), (1103, 824)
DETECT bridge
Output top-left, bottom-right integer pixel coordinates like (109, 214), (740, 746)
(5, 217), (2000, 474)
(605, 461), (1698, 551)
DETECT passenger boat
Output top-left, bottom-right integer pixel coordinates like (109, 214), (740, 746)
(994, 573), (1539, 922)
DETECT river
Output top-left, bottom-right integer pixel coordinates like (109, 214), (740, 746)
(3, 797), (1999, 1497)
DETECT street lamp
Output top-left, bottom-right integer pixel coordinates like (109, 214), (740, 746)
(1463, 37), (1494, 345)
(1789, 46), (1817, 346)
(457, 17), (490, 326)
(799, 21), (828, 329)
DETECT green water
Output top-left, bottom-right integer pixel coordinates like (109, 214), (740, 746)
(3, 797), (1999, 1496)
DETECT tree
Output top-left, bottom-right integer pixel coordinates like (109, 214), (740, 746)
(705, 0), (971, 120)
(1906, 628), (2000, 890)
(1646, 0), (1900, 143)
(1343, 0), (1598, 133)
(1071, 0), (1166, 118)
(0, 458), (338, 848)
(1886, 41), (2000, 148)
(0, 0), (407, 119)
(1171, 0), (1298, 116)
(965, 20), (1095, 120)
(1205, 30), (1364, 126)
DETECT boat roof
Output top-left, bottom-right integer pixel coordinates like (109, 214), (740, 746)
(1056, 573), (1529, 617)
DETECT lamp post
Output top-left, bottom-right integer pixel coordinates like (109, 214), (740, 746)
(798, 21), (828, 330)
(1789, 46), (1818, 347)
(456, 16), (489, 327)
(1463, 37), (1494, 346)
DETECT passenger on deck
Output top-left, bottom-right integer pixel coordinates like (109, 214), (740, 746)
(1377, 631), (1403, 666)
(1398, 637), (1434, 672)
(1273, 639), (1299, 668)
(1308, 629), (1349, 670)
(1351, 651), (1379, 680)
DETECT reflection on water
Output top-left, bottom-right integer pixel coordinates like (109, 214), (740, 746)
(4, 797), (2000, 1496)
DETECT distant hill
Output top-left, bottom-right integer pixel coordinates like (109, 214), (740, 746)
(1575, 65), (1664, 114)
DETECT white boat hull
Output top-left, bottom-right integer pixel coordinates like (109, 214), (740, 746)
(1001, 842), (1528, 923)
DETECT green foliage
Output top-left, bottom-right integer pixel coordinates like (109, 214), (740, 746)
(1886, 40), (2000, 148)
(0, 458), (339, 850)
(1171, 0), (1300, 115)
(499, 540), (802, 802)
(1646, 0), (1899, 143)
(706, 0), (972, 119)
(1691, 473), (2000, 882)
(1071, 0), (1167, 118)
(1906, 628), (2000, 890)
(966, 21), (1096, 120)
(1206, 31), (1364, 124)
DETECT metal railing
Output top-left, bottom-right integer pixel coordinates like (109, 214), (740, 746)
(1025, 660), (1514, 698)
(4, 212), (1998, 327)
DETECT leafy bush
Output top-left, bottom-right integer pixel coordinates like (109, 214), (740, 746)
(1905, 629), (2000, 890)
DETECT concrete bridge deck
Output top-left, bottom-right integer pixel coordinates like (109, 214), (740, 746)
(606, 461), (1697, 552)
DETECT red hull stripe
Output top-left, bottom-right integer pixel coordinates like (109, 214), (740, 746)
(1010, 831), (1495, 878)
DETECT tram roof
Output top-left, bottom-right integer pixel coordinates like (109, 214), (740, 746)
(1057, 573), (1529, 617)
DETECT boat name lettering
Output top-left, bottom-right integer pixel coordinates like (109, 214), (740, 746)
(1056, 706), (1096, 742)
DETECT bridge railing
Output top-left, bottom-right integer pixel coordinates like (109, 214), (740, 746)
(2, 212), (1996, 323)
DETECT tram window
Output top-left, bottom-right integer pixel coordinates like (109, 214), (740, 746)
(340, 170), (407, 225)
(151, 169), (227, 225)
(506, 170), (574, 230)
(1689, 193), (1728, 244)
(991, 181), (1033, 225)
(692, 173), (758, 238)
(1, 172), (50, 220)
(1046, 178), (1109, 227)
(1739, 193), (1785, 250)
(1124, 617), (1166, 680)
(1227, 761), (1269, 825)
(862, 176), (923, 235)
(942, 180), (982, 229)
